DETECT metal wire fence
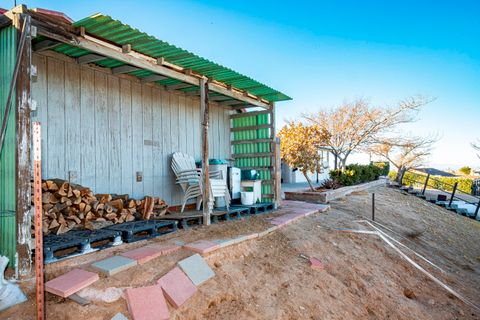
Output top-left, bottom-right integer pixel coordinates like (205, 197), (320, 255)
(400, 170), (480, 218)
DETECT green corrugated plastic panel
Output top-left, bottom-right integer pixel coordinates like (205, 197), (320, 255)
(232, 112), (274, 199)
(233, 142), (271, 154)
(53, 13), (291, 102)
(0, 25), (17, 267)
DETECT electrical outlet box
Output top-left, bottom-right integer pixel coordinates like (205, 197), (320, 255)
(136, 171), (143, 182)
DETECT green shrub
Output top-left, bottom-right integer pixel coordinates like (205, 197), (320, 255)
(372, 161), (390, 176)
(390, 171), (473, 194)
(459, 166), (471, 175)
(330, 164), (382, 186)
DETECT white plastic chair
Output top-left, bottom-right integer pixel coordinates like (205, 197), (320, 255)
(171, 152), (230, 212)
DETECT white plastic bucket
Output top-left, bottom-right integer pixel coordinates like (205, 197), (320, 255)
(241, 191), (254, 205)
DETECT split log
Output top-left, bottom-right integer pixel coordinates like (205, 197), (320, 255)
(108, 199), (124, 211)
(142, 196), (155, 220)
(34, 179), (169, 235)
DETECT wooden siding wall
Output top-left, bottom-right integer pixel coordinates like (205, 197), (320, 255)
(31, 53), (231, 205)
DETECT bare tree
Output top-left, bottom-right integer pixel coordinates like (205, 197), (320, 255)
(472, 139), (480, 159)
(369, 135), (438, 183)
(303, 96), (432, 170)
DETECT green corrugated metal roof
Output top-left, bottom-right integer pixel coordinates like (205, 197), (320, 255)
(53, 13), (291, 103)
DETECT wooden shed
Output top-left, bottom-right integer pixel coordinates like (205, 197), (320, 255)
(0, 6), (290, 277)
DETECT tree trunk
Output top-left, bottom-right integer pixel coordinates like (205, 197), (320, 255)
(396, 167), (406, 184)
(340, 158), (347, 171)
(334, 154), (338, 170)
(303, 170), (315, 191)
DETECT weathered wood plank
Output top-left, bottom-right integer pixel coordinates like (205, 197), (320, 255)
(161, 92), (172, 204)
(178, 94), (187, 153)
(185, 96), (195, 157)
(15, 14), (33, 277)
(193, 96), (201, 159)
(200, 79), (211, 225)
(131, 81), (143, 198)
(107, 75), (121, 193)
(119, 78), (133, 196)
(94, 71), (109, 193)
(31, 54), (48, 174)
(142, 85), (154, 196)
(169, 94), (181, 205)
(46, 56), (65, 179)
(152, 88), (163, 198)
(80, 67), (96, 189)
(64, 61), (81, 183)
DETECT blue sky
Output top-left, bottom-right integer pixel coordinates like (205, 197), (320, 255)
(2, 0), (479, 169)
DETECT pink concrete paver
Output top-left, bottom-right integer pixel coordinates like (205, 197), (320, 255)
(121, 247), (163, 265)
(157, 267), (197, 308)
(183, 240), (219, 254)
(125, 285), (169, 320)
(145, 243), (181, 255)
(310, 257), (324, 270)
(45, 269), (99, 298)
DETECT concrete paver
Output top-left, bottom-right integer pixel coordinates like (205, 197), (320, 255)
(178, 254), (215, 286)
(91, 256), (137, 276)
(157, 267), (197, 308)
(45, 269), (99, 298)
(125, 285), (169, 320)
(183, 240), (219, 254)
(121, 247), (163, 265)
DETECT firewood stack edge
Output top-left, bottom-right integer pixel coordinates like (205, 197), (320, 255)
(33, 179), (168, 235)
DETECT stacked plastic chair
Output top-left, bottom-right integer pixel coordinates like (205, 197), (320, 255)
(171, 152), (230, 212)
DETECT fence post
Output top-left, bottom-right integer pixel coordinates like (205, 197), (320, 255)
(372, 193), (375, 221)
(422, 174), (430, 195)
(448, 182), (458, 208)
(475, 201), (480, 220)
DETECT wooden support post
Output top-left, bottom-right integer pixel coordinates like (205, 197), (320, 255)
(422, 174), (430, 195)
(15, 12), (33, 278)
(200, 78), (211, 225)
(448, 182), (458, 208)
(372, 193), (375, 221)
(270, 103), (281, 208)
(274, 137), (281, 208)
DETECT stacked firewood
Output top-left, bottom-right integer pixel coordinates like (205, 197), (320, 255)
(35, 179), (168, 235)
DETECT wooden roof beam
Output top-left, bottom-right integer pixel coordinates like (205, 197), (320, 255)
(165, 83), (192, 91)
(32, 16), (270, 108)
(141, 74), (168, 83)
(111, 65), (140, 74)
(32, 39), (61, 52)
(219, 99), (240, 106)
(209, 95), (231, 101)
(185, 90), (200, 96)
(77, 53), (107, 64)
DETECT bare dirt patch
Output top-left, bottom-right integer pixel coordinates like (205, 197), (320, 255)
(2, 186), (479, 319)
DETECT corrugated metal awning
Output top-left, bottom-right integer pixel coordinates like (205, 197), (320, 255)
(49, 13), (291, 103)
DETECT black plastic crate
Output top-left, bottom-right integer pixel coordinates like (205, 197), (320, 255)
(105, 220), (158, 243)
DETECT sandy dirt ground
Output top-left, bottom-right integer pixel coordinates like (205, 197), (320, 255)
(2, 185), (479, 319)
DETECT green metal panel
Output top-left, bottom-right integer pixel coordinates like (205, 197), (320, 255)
(43, 13), (291, 103)
(0, 25), (17, 266)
